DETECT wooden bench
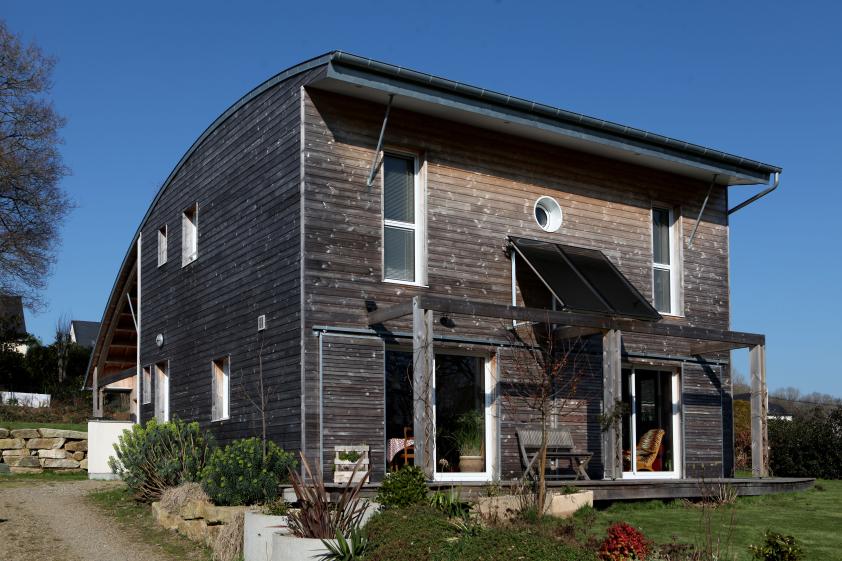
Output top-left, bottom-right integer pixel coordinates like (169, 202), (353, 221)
(516, 428), (593, 481)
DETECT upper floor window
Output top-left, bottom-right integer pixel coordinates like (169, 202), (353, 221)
(211, 356), (230, 421)
(383, 153), (424, 284)
(158, 225), (168, 267)
(652, 206), (681, 315)
(182, 203), (198, 266)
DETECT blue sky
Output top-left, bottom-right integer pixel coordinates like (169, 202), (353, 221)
(4, 1), (841, 395)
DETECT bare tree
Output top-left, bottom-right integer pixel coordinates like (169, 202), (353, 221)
(239, 331), (272, 459)
(502, 319), (594, 516)
(0, 20), (71, 308)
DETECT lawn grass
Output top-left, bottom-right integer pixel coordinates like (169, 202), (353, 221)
(592, 480), (842, 560)
(88, 485), (213, 561)
(0, 420), (87, 432)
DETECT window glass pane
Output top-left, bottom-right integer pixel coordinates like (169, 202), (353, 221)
(654, 268), (671, 313)
(652, 208), (670, 265)
(435, 354), (485, 474)
(384, 155), (415, 223)
(384, 226), (415, 282)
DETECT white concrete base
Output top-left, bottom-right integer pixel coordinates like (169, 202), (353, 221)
(271, 535), (335, 561)
(548, 490), (593, 517)
(88, 472), (122, 481)
(87, 420), (133, 479)
(244, 512), (289, 561)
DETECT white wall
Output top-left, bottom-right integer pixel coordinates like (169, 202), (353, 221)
(87, 420), (133, 480)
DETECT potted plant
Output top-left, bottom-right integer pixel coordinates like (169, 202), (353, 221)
(452, 411), (484, 472)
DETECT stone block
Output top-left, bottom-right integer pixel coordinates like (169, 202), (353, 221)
(10, 466), (42, 474)
(2, 448), (28, 457)
(42, 458), (80, 469)
(80, 458), (88, 470)
(17, 456), (41, 468)
(199, 503), (248, 525)
(26, 437), (65, 450)
(71, 451), (85, 461)
(10, 429), (40, 439)
(3, 456), (25, 466)
(177, 518), (209, 543)
(38, 449), (67, 459)
(64, 440), (88, 452)
(38, 428), (87, 439)
(0, 428), (9, 438)
(0, 438), (25, 450)
(152, 502), (181, 531)
(179, 499), (209, 520)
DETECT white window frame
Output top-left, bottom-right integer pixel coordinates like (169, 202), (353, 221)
(182, 203), (198, 267)
(382, 151), (426, 286)
(158, 225), (168, 267)
(142, 365), (151, 405)
(431, 351), (497, 483)
(652, 206), (682, 316)
(154, 361), (169, 422)
(622, 366), (682, 480)
(211, 356), (230, 422)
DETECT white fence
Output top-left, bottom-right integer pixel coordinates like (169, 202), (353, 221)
(0, 391), (51, 408)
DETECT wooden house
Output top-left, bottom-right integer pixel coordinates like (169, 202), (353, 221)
(84, 52), (780, 485)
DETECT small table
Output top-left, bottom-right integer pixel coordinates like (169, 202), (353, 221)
(387, 437), (414, 465)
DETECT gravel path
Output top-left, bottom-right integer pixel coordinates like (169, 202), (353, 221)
(0, 479), (178, 561)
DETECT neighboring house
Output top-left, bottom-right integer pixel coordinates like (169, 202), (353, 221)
(70, 320), (100, 348)
(85, 52), (780, 483)
(0, 295), (28, 355)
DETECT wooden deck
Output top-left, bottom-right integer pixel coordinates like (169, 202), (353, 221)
(310, 477), (814, 503)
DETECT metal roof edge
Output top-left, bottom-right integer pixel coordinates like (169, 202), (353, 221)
(328, 51), (782, 180)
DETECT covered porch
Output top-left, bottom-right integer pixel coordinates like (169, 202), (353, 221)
(368, 293), (770, 481)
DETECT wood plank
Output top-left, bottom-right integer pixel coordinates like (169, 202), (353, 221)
(750, 344), (768, 477)
(412, 296), (435, 478)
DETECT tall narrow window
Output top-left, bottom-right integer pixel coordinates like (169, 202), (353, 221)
(211, 356), (230, 421)
(142, 366), (151, 405)
(652, 206), (681, 315)
(158, 225), (168, 266)
(182, 203), (198, 266)
(154, 361), (169, 421)
(383, 153), (423, 283)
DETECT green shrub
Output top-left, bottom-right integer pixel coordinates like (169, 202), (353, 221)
(769, 406), (842, 478)
(429, 487), (470, 518)
(376, 465), (427, 509)
(749, 530), (803, 561)
(108, 418), (215, 502)
(201, 437), (296, 506)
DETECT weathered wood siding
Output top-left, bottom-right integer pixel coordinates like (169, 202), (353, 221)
(302, 87), (733, 478)
(137, 67), (322, 450)
(320, 334), (385, 481)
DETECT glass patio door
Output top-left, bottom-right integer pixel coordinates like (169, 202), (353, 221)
(621, 367), (681, 478)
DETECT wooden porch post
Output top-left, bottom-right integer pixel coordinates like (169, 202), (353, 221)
(412, 296), (435, 478)
(92, 366), (100, 418)
(750, 344), (769, 477)
(602, 329), (622, 479)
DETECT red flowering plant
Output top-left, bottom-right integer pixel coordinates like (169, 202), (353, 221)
(598, 522), (651, 561)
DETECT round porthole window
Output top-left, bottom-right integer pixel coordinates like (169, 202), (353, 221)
(533, 196), (562, 232)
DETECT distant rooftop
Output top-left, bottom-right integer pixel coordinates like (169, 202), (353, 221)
(70, 320), (100, 348)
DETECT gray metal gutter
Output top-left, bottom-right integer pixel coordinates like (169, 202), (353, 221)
(329, 51), (781, 183)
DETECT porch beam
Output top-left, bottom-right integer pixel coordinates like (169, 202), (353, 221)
(406, 295), (763, 346)
(367, 301), (414, 325)
(602, 329), (622, 480)
(750, 344), (769, 477)
(553, 326), (604, 340)
(412, 296), (435, 478)
(689, 340), (751, 355)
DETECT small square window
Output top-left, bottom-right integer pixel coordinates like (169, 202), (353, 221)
(211, 356), (230, 421)
(182, 203), (198, 266)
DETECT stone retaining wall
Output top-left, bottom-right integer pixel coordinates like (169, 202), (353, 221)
(0, 427), (88, 473)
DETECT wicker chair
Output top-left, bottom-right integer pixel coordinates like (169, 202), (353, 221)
(624, 428), (665, 471)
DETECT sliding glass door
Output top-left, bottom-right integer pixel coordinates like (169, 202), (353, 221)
(621, 367), (681, 478)
(384, 350), (494, 481)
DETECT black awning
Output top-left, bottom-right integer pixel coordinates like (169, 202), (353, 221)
(510, 237), (661, 321)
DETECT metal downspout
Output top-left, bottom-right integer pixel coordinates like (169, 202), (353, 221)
(728, 172), (780, 215)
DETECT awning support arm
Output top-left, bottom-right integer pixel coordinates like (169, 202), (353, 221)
(126, 292), (138, 333)
(687, 174), (718, 249)
(366, 94), (395, 188)
(728, 172), (780, 215)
